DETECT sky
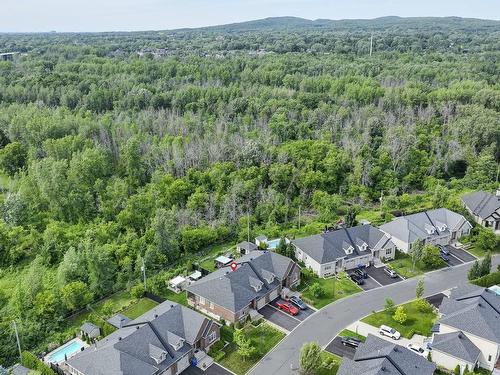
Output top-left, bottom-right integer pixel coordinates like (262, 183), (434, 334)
(2, 0), (499, 32)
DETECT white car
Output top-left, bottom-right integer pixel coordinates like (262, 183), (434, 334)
(407, 343), (427, 357)
(379, 325), (401, 340)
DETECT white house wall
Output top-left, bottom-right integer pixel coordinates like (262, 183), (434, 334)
(431, 350), (475, 375)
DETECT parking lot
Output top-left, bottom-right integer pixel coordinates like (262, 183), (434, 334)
(325, 336), (356, 359)
(259, 298), (315, 332)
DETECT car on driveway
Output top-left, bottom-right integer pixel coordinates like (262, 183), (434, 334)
(407, 343), (427, 357)
(353, 268), (368, 279)
(438, 245), (450, 255)
(349, 273), (365, 285)
(275, 301), (299, 316)
(289, 296), (308, 310)
(440, 252), (450, 262)
(341, 336), (361, 348)
(383, 267), (398, 278)
(379, 325), (401, 340)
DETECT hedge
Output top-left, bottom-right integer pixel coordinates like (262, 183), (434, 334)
(472, 271), (500, 288)
(21, 351), (57, 375)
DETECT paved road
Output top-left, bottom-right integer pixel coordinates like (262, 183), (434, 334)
(248, 255), (500, 375)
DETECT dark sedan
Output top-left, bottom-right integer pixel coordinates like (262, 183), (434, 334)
(349, 273), (365, 285)
(341, 336), (361, 348)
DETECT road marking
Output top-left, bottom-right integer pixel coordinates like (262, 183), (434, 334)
(367, 275), (382, 287)
(449, 253), (464, 264)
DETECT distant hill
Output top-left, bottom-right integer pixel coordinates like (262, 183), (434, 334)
(174, 16), (500, 33)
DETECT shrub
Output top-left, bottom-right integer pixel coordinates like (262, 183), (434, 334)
(416, 298), (433, 313)
(310, 283), (326, 299)
(472, 271), (500, 287)
(384, 298), (395, 312)
(130, 284), (145, 299)
(393, 306), (407, 324)
(454, 364), (461, 375)
(21, 351), (56, 375)
(299, 342), (322, 375)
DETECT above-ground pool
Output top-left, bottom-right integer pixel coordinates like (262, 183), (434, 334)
(45, 338), (86, 363)
(488, 285), (500, 296)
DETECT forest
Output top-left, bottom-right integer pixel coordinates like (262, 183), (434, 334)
(0, 16), (499, 366)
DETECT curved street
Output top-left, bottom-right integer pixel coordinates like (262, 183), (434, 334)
(249, 255), (500, 375)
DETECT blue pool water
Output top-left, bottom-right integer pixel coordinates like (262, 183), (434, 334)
(47, 340), (84, 363)
(489, 285), (500, 296)
(267, 238), (281, 249)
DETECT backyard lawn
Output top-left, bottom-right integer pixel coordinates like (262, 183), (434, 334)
(387, 250), (446, 279)
(121, 298), (158, 319)
(159, 288), (188, 306)
(198, 242), (237, 272)
(338, 329), (366, 342)
(361, 300), (438, 338)
(300, 272), (362, 309)
(213, 323), (285, 375)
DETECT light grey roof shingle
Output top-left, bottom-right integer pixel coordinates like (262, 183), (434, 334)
(292, 225), (393, 264)
(81, 322), (100, 335)
(186, 251), (296, 313)
(462, 191), (500, 220)
(379, 208), (469, 245)
(338, 334), (436, 375)
(237, 241), (258, 251)
(107, 313), (131, 329)
(438, 285), (500, 343)
(11, 364), (31, 375)
(432, 331), (480, 363)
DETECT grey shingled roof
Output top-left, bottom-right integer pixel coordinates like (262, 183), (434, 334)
(338, 334), (436, 375)
(237, 241), (258, 251)
(379, 208), (469, 245)
(11, 364), (31, 375)
(438, 285), (500, 344)
(67, 300), (214, 375)
(107, 313), (131, 328)
(432, 331), (480, 363)
(462, 191), (500, 220)
(81, 322), (100, 335)
(187, 251), (296, 313)
(292, 225), (393, 264)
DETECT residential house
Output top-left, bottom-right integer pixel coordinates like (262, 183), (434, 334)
(186, 251), (300, 323)
(292, 225), (396, 277)
(337, 334), (436, 375)
(379, 208), (472, 253)
(66, 300), (220, 375)
(431, 284), (500, 372)
(462, 190), (500, 233)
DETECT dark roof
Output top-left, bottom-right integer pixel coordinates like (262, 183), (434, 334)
(338, 334), (436, 375)
(292, 225), (393, 264)
(438, 285), (500, 343)
(107, 313), (131, 328)
(81, 322), (100, 335)
(68, 301), (215, 375)
(462, 191), (500, 220)
(187, 251), (296, 313)
(11, 364), (31, 375)
(432, 331), (480, 363)
(379, 208), (470, 244)
(237, 241), (258, 251)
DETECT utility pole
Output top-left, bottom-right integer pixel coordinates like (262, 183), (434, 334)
(247, 211), (250, 243)
(298, 206), (301, 230)
(12, 320), (22, 360)
(369, 32), (373, 57)
(141, 259), (147, 291)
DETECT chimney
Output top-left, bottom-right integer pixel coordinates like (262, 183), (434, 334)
(154, 314), (158, 318)
(118, 337), (122, 341)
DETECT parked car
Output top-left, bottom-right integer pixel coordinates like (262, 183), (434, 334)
(407, 343), (427, 357)
(440, 252), (450, 262)
(289, 296), (308, 310)
(341, 336), (361, 348)
(438, 245), (450, 255)
(349, 273), (365, 285)
(275, 301), (299, 316)
(384, 267), (398, 278)
(379, 325), (401, 340)
(354, 268), (368, 279)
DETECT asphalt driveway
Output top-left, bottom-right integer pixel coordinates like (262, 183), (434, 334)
(446, 245), (476, 263)
(425, 293), (446, 308)
(365, 266), (403, 285)
(184, 363), (234, 375)
(259, 299), (314, 332)
(357, 275), (381, 291)
(324, 337), (356, 359)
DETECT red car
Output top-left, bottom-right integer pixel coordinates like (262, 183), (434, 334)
(275, 301), (299, 316)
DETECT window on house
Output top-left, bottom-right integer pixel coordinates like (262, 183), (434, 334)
(207, 331), (217, 344)
(386, 249), (392, 255)
(199, 296), (205, 305)
(209, 301), (214, 309)
(324, 265), (331, 270)
(488, 355), (492, 361)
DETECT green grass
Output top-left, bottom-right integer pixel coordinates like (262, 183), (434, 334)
(215, 323), (285, 375)
(387, 250), (446, 279)
(338, 329), (366, 342)
(158, 289), (188, 306)
(300, 273), (362, 309)
(121, 298), (158, 319)
(198, 242), (237, 272)
(361, 300), (438, 338)
(356, 209), (392, 226)
(317, 351), (342, 375)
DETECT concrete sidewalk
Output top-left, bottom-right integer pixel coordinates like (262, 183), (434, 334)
(345, 321), (428, 347)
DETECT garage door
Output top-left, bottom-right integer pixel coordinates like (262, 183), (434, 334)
(176, 353), (191, 374)
(161, 367), (172, 375)
(257, 297), (267, 310)
(268, 289), (279, 301)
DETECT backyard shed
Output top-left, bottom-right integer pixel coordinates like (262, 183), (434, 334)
(169, 275), (187, 292)
(80, 322), (100, 339)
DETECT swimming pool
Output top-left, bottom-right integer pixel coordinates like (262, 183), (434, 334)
(267, 238), (281, 249)
(45, 338), (86, 363)
(488, 285), (500, 296)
